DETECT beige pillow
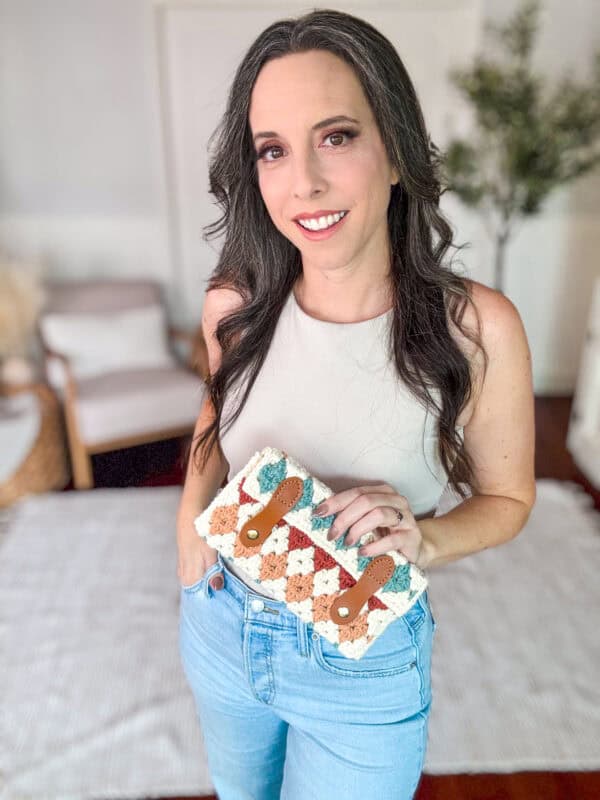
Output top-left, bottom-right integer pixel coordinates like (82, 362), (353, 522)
(41, 305), (177, 381)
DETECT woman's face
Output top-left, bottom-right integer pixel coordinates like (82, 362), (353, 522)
(248, 49), (399, 277)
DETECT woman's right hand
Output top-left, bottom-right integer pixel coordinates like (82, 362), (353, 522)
(177, 528), (224, 591)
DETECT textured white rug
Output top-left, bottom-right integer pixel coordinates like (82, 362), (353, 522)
(428, 479), (600, 773)
(0, 479), (599, 799)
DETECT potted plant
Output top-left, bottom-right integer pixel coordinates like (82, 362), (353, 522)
(443, 0), (600, 292)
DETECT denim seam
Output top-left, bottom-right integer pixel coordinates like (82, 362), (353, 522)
(403, 617), (426, 707)
(260, 628), (275, 704)
(296, 616), (309, 658)
(408, 708), (429, 798)
(244, 623), (276, 705)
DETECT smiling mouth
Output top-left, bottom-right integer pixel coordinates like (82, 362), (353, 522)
(295, 210), (349, 232)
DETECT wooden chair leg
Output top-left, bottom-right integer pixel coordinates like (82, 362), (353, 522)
(70, 442), (94, 490)
(63, 393), (94, 489)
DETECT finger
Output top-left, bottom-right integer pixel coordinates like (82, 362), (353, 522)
(314, 484), (396, 517)
(332, 506), (390, 547)
(358, 529), (416, 561)
(326, 493), (410, 543)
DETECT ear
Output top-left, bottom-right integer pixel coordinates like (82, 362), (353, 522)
(390, 166), (399, 187)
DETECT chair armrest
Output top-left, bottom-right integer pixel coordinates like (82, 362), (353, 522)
(168, 325), (209, 382)
(41, 345), (78, 397)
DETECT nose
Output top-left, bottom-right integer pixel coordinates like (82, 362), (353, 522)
(292, 145), (327, 200)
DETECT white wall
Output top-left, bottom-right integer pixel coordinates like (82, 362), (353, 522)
(0, 0), (171, 297)
(0, 0), (598, 391)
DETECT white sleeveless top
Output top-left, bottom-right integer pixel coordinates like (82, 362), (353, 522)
(219, 288), (463, 599)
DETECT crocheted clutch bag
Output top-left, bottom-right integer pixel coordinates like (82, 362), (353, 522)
(193, 446), (428, 660)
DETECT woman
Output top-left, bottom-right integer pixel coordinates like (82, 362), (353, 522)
(177, 8), (536, 799)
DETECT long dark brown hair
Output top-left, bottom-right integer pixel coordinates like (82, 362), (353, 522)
(192, 8), (488, 501)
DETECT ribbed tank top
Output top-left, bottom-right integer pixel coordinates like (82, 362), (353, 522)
(219, 288), (463, 599)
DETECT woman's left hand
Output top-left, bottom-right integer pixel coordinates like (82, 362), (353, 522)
(313, 483), (433, 571)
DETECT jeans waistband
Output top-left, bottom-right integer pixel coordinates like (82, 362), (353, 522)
(214, 551), (431, 641)
(216, 551), (309, 630)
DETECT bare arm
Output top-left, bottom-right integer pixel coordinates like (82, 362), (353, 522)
(419, 284), (537, 569)
(176, 287), (244, 587)
(177, 398), (228, 527)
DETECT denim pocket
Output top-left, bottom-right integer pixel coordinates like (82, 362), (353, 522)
(312, 591), (432, 678)
(313, 615), (418, 678)
(181, 561), (222, 595)
(400, 591), (429, 635)
(427, 595), (437, 632)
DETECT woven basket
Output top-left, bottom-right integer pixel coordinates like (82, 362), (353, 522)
(0, 384), (70, 508)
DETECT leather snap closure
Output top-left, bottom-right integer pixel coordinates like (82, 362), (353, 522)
(251, 599), (265, 612)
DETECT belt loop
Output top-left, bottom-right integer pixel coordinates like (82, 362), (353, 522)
(296, 614), (309, 658)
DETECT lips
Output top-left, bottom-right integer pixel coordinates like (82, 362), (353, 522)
(293, 209), (347, 221)
(293, 210), (350, 240)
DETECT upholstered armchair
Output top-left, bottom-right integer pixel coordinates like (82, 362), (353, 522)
(38, 279), (208, 489)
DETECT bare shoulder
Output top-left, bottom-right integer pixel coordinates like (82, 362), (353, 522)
(201, 285), (245, 335)
(201, 286), (245, 376)
(448, 278), (501, 343)
(462, 278), (529, 351)
(450, 278), (529, 427)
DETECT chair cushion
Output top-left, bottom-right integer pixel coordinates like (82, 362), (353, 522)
(74, 367), (206, 445)
(40, 305), (177, 384)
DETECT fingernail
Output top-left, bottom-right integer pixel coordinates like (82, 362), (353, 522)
(313, 504), (328, 517)
(211, 574), (224, 590)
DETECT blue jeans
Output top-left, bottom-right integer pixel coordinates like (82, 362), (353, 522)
(179, 551), (436, 800)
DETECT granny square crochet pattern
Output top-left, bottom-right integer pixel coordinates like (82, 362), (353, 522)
(194, 446), (428, 660)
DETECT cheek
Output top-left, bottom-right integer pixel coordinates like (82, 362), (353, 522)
(257, 179), (283, 228)
(345, 151), (387, 196)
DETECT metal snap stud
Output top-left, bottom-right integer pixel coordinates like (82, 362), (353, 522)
(247, 529), (259, 540)
(337, 606), (350, 618)
(311, 632), (319, 640)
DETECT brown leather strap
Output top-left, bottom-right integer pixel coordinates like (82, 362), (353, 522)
(329, 555), (395, 625)
(238, 476), (304, 548)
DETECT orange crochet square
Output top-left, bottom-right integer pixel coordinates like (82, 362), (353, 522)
(259, 552), (288, 582)
(313, 593), (338, 622)
(338, 611), (369, 643)
(209, 504), (239, 536)
(233, 536), (261, 559)
(285, 573), (314, 603)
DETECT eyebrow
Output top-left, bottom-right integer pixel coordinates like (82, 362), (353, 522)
(252, 115), (361, 145)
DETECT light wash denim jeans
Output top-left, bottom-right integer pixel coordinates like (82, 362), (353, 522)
(179, 550), (436, 800)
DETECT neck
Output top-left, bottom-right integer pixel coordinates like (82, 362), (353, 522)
(293, 274), (393, 324)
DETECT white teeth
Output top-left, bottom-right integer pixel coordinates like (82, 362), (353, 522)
(297, 210), (347, 231)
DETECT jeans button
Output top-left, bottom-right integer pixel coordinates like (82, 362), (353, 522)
(251, 599), (265, 612)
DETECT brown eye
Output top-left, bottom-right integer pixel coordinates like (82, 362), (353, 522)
(256, 145), (283, 162)
(328, 133), (345, 146)
(324, 129), (358, 148)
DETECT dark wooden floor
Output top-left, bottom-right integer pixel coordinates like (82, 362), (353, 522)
(86, 396), (599, 800)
